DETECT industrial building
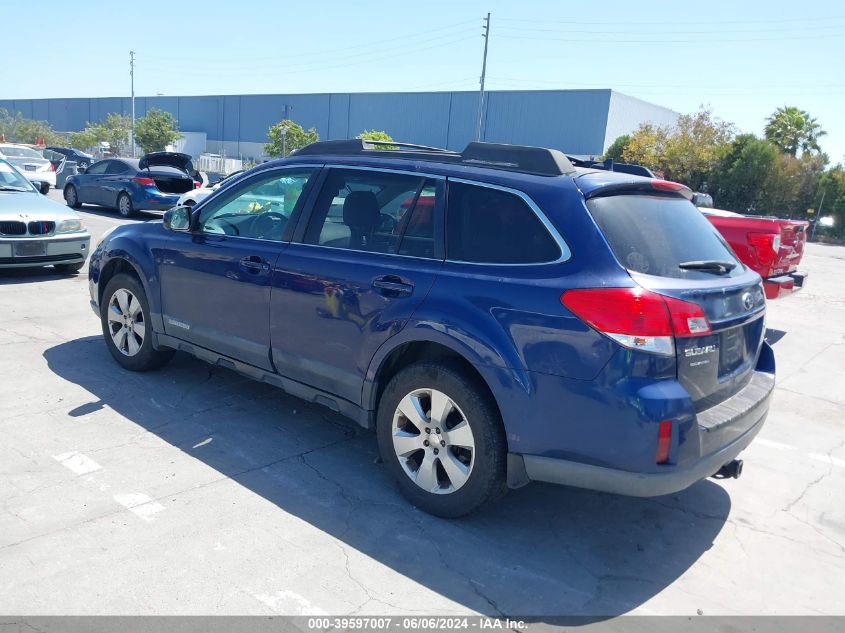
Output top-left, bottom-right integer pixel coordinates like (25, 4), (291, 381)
(0, 89), (678, 160)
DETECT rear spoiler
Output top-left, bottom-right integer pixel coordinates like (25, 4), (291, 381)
(585, 179), (693, 201)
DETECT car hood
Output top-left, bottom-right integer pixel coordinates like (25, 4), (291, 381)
(0, 190), (83, 222)
(139, 152), (193, 172)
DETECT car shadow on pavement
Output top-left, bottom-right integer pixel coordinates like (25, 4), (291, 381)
(44, 336), (731, 619)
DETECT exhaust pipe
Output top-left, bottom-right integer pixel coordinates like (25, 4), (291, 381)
(712, 459), (743, 480)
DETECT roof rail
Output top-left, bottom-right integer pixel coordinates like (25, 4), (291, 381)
(291, 139), (575, 177)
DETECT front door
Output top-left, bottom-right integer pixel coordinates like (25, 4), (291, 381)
(270, 167), (444, 404)
(158, 166), (319, 370)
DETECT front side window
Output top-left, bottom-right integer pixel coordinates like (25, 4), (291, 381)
(303, 169), (437, 257)
(446, 182), (561, 264)
(198, 168), (316, 241)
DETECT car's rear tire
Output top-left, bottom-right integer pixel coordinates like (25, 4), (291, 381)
(54, 262), (84, 274)
(64, 184), (81, 208)
(100, 273), (174, 371)
(117, 192), (136, 218)
(376, 362), (507, 517)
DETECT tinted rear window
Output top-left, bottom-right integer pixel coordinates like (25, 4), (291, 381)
(587, 194), (743, 280)
(446, 182), (561, 264)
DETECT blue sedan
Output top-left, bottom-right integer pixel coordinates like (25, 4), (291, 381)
(64, 152), (197, 217)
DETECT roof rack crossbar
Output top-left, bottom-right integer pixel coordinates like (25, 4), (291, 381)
(291, 139), (576, 176)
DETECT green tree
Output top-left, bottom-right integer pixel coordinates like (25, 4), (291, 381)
(265, 119), (319, 157)
(356, 129), (396, 149)
(602, 134), (630, 162)
(134, 109), (181, 154)
(71, 113), (132, 154)
(764, 106), (826, 157)
(621, 123), (668, 172)
(660, 108), (734, 191)
(711, 134), (779, 212)
(0, 108), (63, 145)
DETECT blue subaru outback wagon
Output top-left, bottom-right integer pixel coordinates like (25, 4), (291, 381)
(88, 140), (774, 517)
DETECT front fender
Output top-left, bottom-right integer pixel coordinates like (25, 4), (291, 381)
(94, 235), (162, 331)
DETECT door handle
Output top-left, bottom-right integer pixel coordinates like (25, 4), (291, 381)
(239, 256), (270, 273)
(372, 275), (413, 297)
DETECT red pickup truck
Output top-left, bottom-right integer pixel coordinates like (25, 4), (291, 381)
(700, 208), (808, 299)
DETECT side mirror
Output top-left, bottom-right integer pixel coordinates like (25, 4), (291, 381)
(32, 180), (51, 195)
(163, 206), (193, 231)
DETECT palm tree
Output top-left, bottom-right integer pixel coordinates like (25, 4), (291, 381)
(764, 106), (827, 156)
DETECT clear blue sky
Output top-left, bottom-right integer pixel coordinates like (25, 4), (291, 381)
(3, 0), (843, 160)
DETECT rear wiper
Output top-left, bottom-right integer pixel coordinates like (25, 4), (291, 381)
(678, 260), (736, 274)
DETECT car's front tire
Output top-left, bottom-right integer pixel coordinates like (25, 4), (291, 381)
(64, 184), (81, 209)
(376, 362), (508, 517)
(100, 273), (174, 371)
(117, 192), (136, 218)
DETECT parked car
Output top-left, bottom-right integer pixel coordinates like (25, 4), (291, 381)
(177, 169), (245, 207)
(44, 146), (95, 170)
(0, 158), (90, 272)
(64, 152), (197, 217)
(699, 207), (808, 299)
(0, 143), (56, 189)
(88, 139), (773, 517)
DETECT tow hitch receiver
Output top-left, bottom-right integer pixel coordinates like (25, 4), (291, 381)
(712, 459), (744, 480)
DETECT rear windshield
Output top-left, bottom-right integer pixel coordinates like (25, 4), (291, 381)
(587, 194), (744, 280)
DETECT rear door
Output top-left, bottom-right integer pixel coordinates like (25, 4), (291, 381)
(586, 193), (766, 411)
(100, 160), (132, 206)
(269, 167), (444, 404)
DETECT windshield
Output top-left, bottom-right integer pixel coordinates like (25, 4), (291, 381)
(0, 160), (36, 191)
(587, 194), (744, 280)
(0, 146), (43, 159)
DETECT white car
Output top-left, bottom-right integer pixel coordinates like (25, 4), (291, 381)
(177, 170), (243, 206)
(0, 144), (56, 188)
(0, 159), (90, 272)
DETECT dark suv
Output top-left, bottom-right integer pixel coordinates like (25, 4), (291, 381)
(88, 140), (774, 517)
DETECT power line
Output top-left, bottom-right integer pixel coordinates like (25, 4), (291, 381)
(496, 23), (845, 35)
(497, 15), (845, 26)
(495, 31), (845, 44)
(141, 18), (478, 66)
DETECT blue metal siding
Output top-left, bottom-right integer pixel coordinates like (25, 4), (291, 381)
(1, 90), (677, 158)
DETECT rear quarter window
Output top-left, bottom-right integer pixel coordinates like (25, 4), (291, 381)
(586, 194), (744, 280)
(446, 181), (562, 264)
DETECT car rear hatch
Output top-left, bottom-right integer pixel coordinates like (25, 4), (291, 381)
(579, 177), (767, 411)
(139, 152), (194, 173)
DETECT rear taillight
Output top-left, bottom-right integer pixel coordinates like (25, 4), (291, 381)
(132, 176), (156, 187)
(49, 163), (55, 172)
(747, 232), (780, 266)
(194, 181), (201, 189)
(656, 420), (672, 464)
(561, 287), (711, 356)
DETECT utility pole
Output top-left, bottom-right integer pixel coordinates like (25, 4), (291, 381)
(130, 50), (136, 158)
(475, 13), (491, 142)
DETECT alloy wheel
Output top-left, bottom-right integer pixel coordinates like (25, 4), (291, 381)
(118, 195), (131, 216)
(106, 288), (146, 356)
(391, 388), (476, 494)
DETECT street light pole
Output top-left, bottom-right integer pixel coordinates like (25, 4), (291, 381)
(475, 13), (491, 142)
(130, 50), (136, 158)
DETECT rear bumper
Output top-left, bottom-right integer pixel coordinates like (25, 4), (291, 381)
(764, 271), (807, 299)
(518, 370), (774, 497)
(22, 171), (56, 186)
(133, 189), (182, 211)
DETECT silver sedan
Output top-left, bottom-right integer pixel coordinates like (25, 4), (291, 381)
(0, 159), (90, 272)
